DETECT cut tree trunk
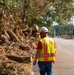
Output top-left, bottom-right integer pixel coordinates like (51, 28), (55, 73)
(4, 30), (10, 40)
(7, 29), (21, 43)
(6, 55), (32, 63)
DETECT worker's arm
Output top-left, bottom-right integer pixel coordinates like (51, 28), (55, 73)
(33, 41), (42, 65)
(33, 50), (40, 65)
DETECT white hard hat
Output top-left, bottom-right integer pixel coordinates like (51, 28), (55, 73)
(40, 27), (49, 33)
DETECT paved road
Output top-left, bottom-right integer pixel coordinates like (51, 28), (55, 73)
(53, 38), (74, 75)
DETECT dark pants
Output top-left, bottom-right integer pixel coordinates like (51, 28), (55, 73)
(38, 61), (53, 75)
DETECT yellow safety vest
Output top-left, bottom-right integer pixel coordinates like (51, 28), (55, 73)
(38, 37), (56, 62)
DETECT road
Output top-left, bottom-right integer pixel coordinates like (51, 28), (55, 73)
(53, 38), (74, 75)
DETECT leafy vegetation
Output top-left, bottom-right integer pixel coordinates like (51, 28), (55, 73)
(0, 0), (74, 37)
(54, 24), (74, 38)
(0, 0), (74, 26)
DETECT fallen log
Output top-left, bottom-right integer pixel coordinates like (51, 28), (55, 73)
(22, 28), (32, 36)
(7, 29), (21, 43)
(32, 25), (39, 37)
(6, 55), (32, 63)
(19, 44), (30, 51)
(1, 35), (10, 44)
(4, 30), (10, 40)
(33, 25), (39, 32)
(5, 29), (31, 51)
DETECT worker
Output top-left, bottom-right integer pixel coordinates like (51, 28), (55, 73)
(33, 26), (56, 75)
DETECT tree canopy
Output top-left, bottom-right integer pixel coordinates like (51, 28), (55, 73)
(0, 0), (74, 27)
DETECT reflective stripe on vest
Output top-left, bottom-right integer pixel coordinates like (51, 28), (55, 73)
(39, 53), (55, 57)
(38, 37), (55, 62)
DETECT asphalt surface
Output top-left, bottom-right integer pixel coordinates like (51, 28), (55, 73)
(53, 38), (74, 75)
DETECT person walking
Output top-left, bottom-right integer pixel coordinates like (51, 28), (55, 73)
(33, 26), (56, 75)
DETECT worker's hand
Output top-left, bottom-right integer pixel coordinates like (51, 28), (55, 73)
(33, 60), (36, 65)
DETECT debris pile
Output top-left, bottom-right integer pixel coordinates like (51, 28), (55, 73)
(0, 25), (40, 75)
(0, 9), (41, 75)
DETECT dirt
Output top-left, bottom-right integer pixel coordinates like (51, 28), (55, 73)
(0, 36), (39, 75)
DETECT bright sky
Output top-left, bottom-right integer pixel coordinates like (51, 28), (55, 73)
(73, 18), (74, 25)
(53, 16), (74, 26)
(73, 20), (74, 25)
(53, 21), (58, 26)
(71, 16), (74, 25)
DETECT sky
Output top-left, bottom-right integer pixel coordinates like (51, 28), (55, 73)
(53, 21), (58, 26)
(53, 16), (74, 26)
(71, 16), (74, 25)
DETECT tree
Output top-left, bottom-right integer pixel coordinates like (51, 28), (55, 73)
(0, 0), (74, 27)
(54, 24), (74, 37)
(22, 0), (74, 27)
